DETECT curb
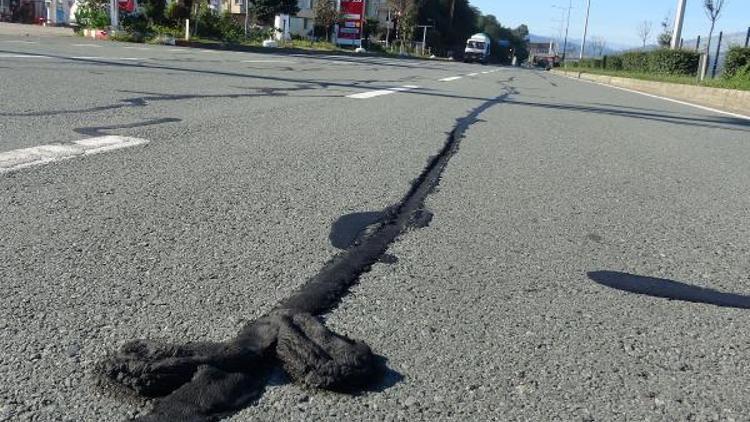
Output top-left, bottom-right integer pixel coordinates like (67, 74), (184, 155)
(552, 69), (750, 118)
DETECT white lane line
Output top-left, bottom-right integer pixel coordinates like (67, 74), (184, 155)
(72, 43), (102, 47)
(71, 56), (148, 60)
(0, 136), (149, 174)
(467, 72), (479, 77)
(560, 74), (750, 121)
(2, 40), (38, 44)
(481, 71), (491, 74)
(241, 59), (296, 63)
(122, 46), (150, 50)
(439, 76), (463, 82)
(347, 85), (419, 99)
(0, 53), (53, 58)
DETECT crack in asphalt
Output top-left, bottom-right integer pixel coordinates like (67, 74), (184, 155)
(98, 86), (514, 422)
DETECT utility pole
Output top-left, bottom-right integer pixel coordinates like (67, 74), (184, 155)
(745, 26), (750, 47)
(109, 0), (118, 30)
(385, 9), (391, 48)
(671, 0), (687, 49)
(244, 0), (249, 38)
(579, 0), (591, 59)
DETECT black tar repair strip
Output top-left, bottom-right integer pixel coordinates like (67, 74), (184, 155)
(98, 88), (512, 422)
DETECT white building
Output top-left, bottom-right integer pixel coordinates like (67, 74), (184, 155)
(257, 0), (390, 39)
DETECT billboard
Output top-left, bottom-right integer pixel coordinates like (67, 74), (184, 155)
(337, 0), (364, 43)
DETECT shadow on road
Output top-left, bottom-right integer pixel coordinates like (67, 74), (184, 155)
(588, 270), (750, 309)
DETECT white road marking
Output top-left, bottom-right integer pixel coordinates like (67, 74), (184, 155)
(347, 85), (419, 99)
(481, 71), (492, 74)
(560, 74), (750, 121)
(241, 59), (296, 63)
(71, 56), (147, 61)
(0, 136), (149, 174)
(122, 46), (150, 50)
(439, 76), (463, 82)
(467, 72), (479, 76)
(0, 53), (53, 58)
(72, 43), (102, 47)
(2, 40), (38, 44)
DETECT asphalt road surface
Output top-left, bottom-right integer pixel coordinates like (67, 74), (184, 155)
(2, 32), (750, 422)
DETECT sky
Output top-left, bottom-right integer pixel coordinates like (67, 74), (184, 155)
(472, 0), (750, 47)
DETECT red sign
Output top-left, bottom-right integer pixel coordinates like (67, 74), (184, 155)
(338, 0), (364, 41)
(118, 0), (135, 13)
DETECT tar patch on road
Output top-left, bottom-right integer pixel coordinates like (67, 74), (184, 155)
(98, 88), (514, 421)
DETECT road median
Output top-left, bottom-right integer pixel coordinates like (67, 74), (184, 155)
(553, 69), (750, 117)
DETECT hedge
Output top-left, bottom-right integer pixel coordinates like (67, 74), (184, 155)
(646, 49), (699, 75)
(723, 47), (750, 79)
(570, 49), (699, 75)
(620, 51), (649, 72)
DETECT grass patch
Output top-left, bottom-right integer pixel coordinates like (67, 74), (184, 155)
(563, 67), (750, 91)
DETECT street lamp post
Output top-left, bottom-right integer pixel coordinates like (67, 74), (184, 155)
(579, 0), (591, 60)
(561, 0), (572, 63)
(552, 2), (572, 63)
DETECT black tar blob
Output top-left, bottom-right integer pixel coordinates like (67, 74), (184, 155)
(98, 89), (511, 421)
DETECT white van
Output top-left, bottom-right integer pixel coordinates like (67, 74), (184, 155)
(464, 33), (491, 64)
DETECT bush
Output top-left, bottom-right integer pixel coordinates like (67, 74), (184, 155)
(194, 9), (244, 43)
(150, 24), (182, 38)
(606, 55), (623, 70)
(110, 31), (144, 42)
(121, 12), (149, 36)
(74, 0), (109, 29)
(620, 51), (649, 72)
(647, 49), (699, 75)
(723, 47), (750, 79)
(140, 0), (167, 25)
(164, 1), (190, 25)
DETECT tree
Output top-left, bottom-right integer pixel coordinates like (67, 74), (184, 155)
(388, 0), (417, 51)
(657, 12), (672, 47)
(590, 36), (606, 57)
(637, 20), (652, 49)
(703, 0), (726, 74)
(249, 0), (299, 26)
(313, 0), (337, 41)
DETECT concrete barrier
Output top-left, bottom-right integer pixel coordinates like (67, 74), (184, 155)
(553, 70), (750, 117)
